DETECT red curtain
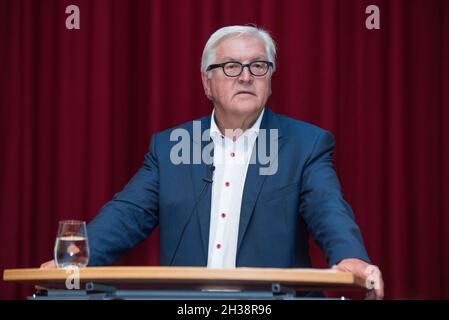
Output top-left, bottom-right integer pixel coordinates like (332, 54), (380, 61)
(1, 0), (448, 299)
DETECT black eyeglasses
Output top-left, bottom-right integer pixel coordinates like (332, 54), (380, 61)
(206, 61), (273, 77)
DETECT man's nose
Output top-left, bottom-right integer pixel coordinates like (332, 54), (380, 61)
(238, 66), (254, 83)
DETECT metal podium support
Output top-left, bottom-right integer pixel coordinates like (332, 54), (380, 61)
(30, 282), (324, 300)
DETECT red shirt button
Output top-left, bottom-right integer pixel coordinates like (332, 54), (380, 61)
(221, 213), (226, 218)
(225, 182), (230, 187)
(230, 152), (235, 157)
(216, 244), (221, 249)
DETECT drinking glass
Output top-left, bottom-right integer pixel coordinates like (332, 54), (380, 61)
(54, 220), (89, 268)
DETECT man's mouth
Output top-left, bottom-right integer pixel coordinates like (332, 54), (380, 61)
(235, 91), (256, 96)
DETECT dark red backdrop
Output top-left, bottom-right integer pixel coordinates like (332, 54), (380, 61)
(1, 0), (448, 299)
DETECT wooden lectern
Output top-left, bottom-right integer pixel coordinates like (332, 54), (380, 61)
(3, 267), (366, 300)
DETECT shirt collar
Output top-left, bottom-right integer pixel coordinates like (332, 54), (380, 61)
(210, 108), (265, 140)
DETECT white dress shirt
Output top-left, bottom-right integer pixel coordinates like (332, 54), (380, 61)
(207, 108), (265, 269)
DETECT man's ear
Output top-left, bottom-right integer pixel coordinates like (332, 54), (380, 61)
(268, 70), (273, 97)
(201, 72), (213, 100)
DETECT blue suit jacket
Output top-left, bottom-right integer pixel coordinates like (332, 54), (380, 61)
(87, 108), (370, 267)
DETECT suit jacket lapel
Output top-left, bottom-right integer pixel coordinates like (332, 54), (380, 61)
(237, 108), (284, 254)
(189, 115), (214, 262)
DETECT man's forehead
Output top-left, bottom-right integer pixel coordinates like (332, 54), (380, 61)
(220, 55), (267, 62)
(215, 36), (267, 61)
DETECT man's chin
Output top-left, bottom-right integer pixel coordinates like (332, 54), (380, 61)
(227, 103), (262, 115)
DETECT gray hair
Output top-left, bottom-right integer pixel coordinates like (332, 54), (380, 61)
(201, 25), (277, 77)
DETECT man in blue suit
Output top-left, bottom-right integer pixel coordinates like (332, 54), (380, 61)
(42, 25), (383, 299)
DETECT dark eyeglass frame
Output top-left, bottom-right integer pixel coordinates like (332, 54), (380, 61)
(206, 60), (274, 77)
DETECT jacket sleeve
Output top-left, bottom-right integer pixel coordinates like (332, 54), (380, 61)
(299, 130), (371, 267)
(86, 134), (160, 266)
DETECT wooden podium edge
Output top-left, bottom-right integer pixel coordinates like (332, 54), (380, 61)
(3, 266), (367, 291)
